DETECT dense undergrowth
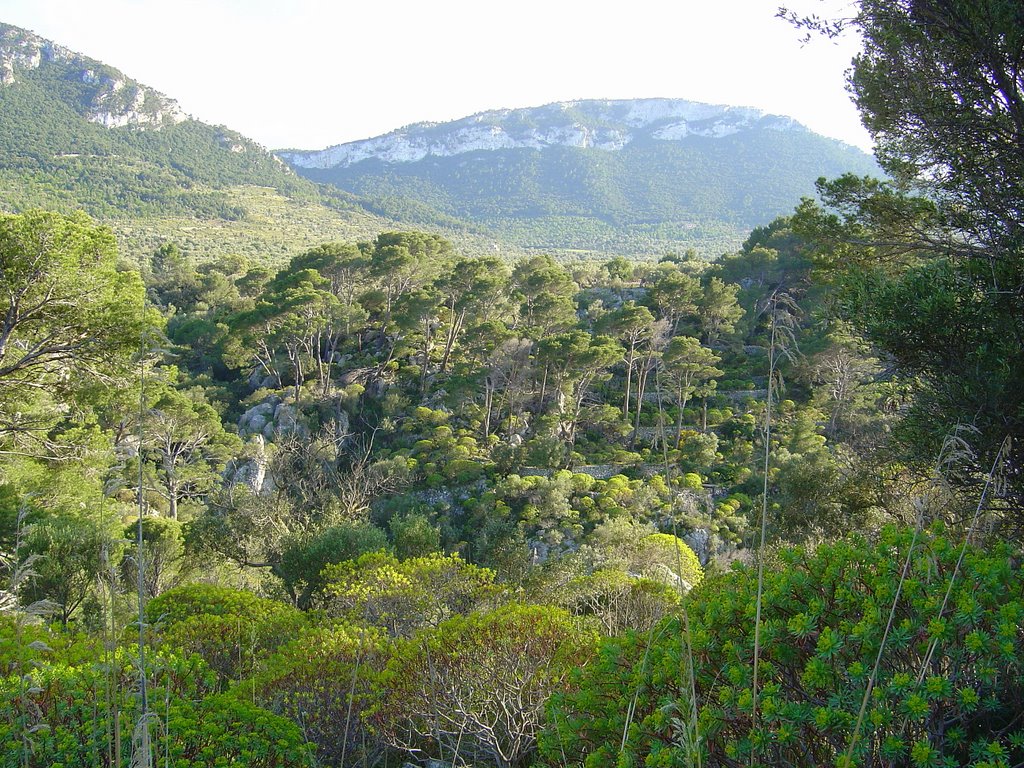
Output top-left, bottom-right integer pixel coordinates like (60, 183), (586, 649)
(2, 203), (1015, 767)
(3, 1), (1024, 763)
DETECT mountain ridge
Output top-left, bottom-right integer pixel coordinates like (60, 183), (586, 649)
(0, 21), (878, 260)
(277, 98), (813, 169)
(0, 21), (398, 264)
(277, 99), (878, 257)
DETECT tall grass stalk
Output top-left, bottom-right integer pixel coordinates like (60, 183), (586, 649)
(339, 633), (366, 768)
(2, 505), (53, 768)
(750, 291), (799, 766)
(132, 304), (153, 768)
(914, 435), (1011, 686)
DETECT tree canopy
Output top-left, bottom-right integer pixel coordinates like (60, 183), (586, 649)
(787, 0), (1024, 509)
(0, 210), (155, 457)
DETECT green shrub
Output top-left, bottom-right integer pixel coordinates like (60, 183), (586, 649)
(0, 648), (240, 768)
(323, 551), (498, 637)
(681, 472), (704, 491)
(639, 532), (704, 588)
(390, 512), (441, 559)
(539, 526), (1024, 767)
(563, 569), (680, 635)
(247, 625), (386, 767)
(275, 522), (388, 609)
(443, 457), (485, 482)
(371, 604), (598, 768)
(146, 583), (284, 625)
(165, 693), (313, 767)
(147, 584), (306, 682)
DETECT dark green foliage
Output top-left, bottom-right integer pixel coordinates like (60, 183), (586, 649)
(540, 526), (1024, 767)
(0, 642), (294, 768)
(841, 254), (1022, 493)
(389, 511), (442, 559)
(847, 0), (1024, 249)
(21, 513), (118, 627)
(274, 522), (388, 609)
(0, 210), (156, 454)
(793, 174), (1024, 512)
(0, 661), (312, 768)
(787, 0), (1024, 508)
(120, 517), (192, 599)
(163, 693), (313, 767)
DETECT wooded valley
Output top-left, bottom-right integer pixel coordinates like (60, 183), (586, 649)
(1, 0), (1023, 766)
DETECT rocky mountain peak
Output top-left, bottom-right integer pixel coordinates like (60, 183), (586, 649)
(0, 22), (186, 128)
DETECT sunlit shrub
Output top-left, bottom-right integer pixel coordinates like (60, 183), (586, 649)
(540, 526), (1024, 767)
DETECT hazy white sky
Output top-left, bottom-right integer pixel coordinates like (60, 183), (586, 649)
(1, 0), (871, 152)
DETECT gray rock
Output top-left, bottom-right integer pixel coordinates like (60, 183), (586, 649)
(257, 402), (308, 439)
(574, 464), (623, 480)
(246, 413), (267, 435)
(274, 403), (297, 433)
(365, 377), (388, 399)
(338, 367), (367, 386)
(684, 528), (712, 566)
(334, 409), (350, 440)
(224, 435), (272, 494)
(641, 562), (693, 593)
(239, 401), (275, 436)
(248, 368), (278, 391)
(530, 541), (550, 564)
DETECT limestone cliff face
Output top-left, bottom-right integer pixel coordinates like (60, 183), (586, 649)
(0, 22), (185, 128)
(278, 98), (808, 170)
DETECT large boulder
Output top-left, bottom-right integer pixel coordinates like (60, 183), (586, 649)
(238, 400), (277, 437)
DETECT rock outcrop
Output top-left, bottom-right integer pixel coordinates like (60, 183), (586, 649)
(0, 22), (186, 128)
(278, 98), (806, 170)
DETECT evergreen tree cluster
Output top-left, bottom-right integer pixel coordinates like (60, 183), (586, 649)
(0, 0), (1022, 764)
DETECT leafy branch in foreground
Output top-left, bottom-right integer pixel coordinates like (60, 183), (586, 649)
(0, 210), (158, 458)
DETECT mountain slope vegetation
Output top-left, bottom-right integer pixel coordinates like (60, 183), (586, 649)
(0, 22), (392, 263)
(282, 98), (879, 257)
(1, 3), (1022, 767)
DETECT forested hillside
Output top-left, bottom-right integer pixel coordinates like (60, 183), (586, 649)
(1, 1), (1022, 767)
(0, 206), (884, 766)
(0, 22), (393, 263)
(0, 23), (879, 266)
(282, 98), (879, 257)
